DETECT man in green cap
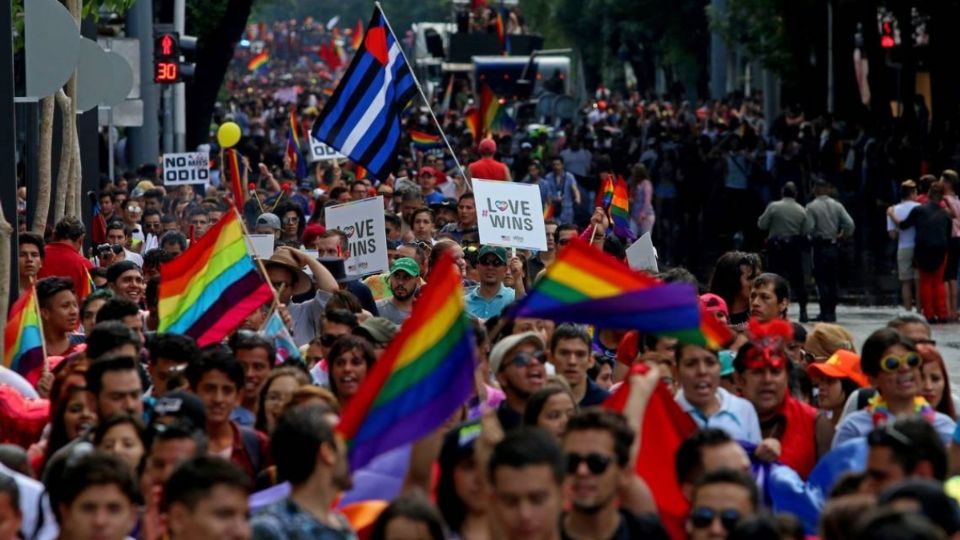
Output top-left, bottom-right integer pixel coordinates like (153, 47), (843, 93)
(465, 245), (515, 320)
(375, 257), (421, 325)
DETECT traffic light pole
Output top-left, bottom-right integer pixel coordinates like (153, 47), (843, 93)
(173, 0), (186, 152)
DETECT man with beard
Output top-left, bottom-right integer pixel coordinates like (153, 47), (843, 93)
(560, 410), (668, 540)
(251, 404), (354, 539)
(375, 258), (420, 325)
(492, 332), (548, 431)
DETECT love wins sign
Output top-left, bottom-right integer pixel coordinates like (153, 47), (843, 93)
(472, 179), (547, 252)
(325, 196), (388, 275)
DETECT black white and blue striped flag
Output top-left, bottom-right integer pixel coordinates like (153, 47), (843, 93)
(312, 6), (416, 181)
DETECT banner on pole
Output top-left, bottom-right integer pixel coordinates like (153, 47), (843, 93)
(325, 196), (388, 276)
(473, 179), (548, 252)
(161, 152), (210, 185)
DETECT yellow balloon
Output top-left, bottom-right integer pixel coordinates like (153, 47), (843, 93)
(217, 122), (241, 148)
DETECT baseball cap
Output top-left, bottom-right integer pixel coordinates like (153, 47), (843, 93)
(699, 293), (729, 319)
(478, 138), (497, 154)
(489, 331), (545, 374)
(354, 317), (399, 345)
(478, 245), (507, 263)
(153, 391), (207, 431)
(806, 349), (869, 388)
(256, 213), (282, 231)
(430, 197), (457, 211)
(719, 350), (735, 377)
(390, 257), (420, 278)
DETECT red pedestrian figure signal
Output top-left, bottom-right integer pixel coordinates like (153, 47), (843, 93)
(161, 34), (174, 56)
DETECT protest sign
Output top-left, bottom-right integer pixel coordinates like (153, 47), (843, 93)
(161, 152), (210, 185)
(325, 196), (388, 276)
(626, 232), (659, 273)
(308, 135), (346, 162)
(246, 234), (276, 259)
(473, 179), (548, 252)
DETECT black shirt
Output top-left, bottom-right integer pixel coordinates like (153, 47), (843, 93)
(496, 401), (523, 432)
(561, 509), (669, 540)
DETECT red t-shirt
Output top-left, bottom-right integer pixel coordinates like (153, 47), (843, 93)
(37, 242), (94, 298)
(468, 157), (509, 181)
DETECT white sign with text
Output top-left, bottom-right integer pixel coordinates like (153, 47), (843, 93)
(161, 152), (210, 185)
(308, 136), (346, 162)
(473, 179), (548, 251)
(325, 196), (388, 276)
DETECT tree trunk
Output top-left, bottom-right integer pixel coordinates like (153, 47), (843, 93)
(186, 0), (255, 150)
(70, 121), (82, 217)
(33, 96), (54, 233)
(53, 90), (72, 223)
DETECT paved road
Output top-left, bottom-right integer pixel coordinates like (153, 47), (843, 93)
(791, 304), (960, 393)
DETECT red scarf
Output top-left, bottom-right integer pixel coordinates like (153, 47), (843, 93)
(775, 395), (818, 479)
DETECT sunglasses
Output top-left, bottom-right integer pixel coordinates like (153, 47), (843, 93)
(283, 217), (299, 225)
(478, 257), (505, 267)
(868, 423), (917, 451)
(565, 452), (613, 475)
(97, 244), (124, 255)
(689, 507), (742, 531)
(506, 351), (546, 369)
(743, 351), (787, 371)
(320, 333), (342, 347)
(880, 353), (921, 373)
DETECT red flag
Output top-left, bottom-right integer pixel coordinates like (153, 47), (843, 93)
(319, 41), (342, 69)
(603, 364), (697, 540)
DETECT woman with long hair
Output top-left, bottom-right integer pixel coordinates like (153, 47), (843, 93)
(255, 367), (311, 434)
(327, 335), (377, 408)
(806, 350), (869, 427)
(708, 251), (762, 331)
(38, 385), (97, 475)
(917, 343), (957, 420)
(437, 420), (488, 540)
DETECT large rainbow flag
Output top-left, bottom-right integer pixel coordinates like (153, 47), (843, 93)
(510, 239), (733, 349)
(336, 253), (475, 471)
(3, 287), (44, 378)
(157, 209), (273, 347)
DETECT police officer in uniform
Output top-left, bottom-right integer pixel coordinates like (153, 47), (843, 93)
(758, 182), (809, 321)
(803, 178), (855, 322)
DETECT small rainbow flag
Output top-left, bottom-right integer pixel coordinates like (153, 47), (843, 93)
(336, 253), (475, 471)
(286, 111), (307, 179)
(510, 239), (733, 349)
(494, 10), (505, 51)
(410, 130), (442, 150)
(598, 173), (615, 208)
(3, 287), (45, 378)
(261, 310), (301, 364)
(479, 84), (499, 136)
(351, 19), (364, 51)
(77, 268), (95, 301)
(543, 202), (555, 220)
(464, 107), (480, 140)
(610, 174), (632, 239)
(247, 51), (269, 73)
(225, 149), (245, 206)
(158, 209), (273, 346)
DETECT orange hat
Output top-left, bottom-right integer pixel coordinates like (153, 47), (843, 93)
(806, 349), (869, 388)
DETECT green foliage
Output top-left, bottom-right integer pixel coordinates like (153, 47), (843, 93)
(706, 0), (790, 70)
(12, 0), (136, 52)
(249, 0), (447, 38)
(522, 0), (709, 93)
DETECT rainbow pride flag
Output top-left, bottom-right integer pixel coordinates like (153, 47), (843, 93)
(285, 111), (307, 179)
(410, 130), (442, 151)
(225, 149), (245, 206)
(610, 175), (632, 239)
(350, 19), (364, 50)
(247, 51), (269, 72)
(158, 209), (273, 346)
(337, 253), (475, 471)
(598, 173), (614, 208)
(3, 287), (44, 378)
(479, 84), (499, 136)
(78, 268), (95, 301)
(510, 239), (733, 349)
(464, 107), (480, 140)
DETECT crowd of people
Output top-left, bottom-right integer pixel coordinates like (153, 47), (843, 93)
(4, 11), (960, 540)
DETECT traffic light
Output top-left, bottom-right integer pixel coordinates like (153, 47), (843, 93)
(154, 32), (181, 83)
(153, 32), (198, 84)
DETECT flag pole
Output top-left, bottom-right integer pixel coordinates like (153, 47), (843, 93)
(375, 2), (468, 183)
(232, 204), (282, 310)
(31, 286), (49, 375)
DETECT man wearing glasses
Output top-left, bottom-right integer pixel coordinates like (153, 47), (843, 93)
(560, 410), (668, 540)
(686, 469), (758, 540)
(465, 245), (515, 320)
(491, 332), (548, 431)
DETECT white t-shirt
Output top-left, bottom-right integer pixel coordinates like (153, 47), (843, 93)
(887, 200), (920, 249)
